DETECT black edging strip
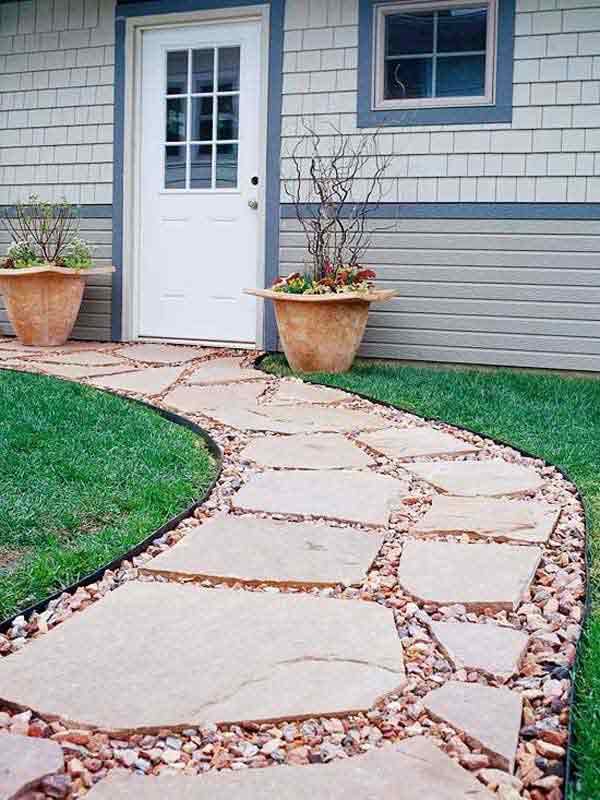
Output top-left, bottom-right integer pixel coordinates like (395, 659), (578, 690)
(0, 372), (223, 634)
(254, 352), (592, 797)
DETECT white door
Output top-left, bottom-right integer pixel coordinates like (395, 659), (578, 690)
(138, 20), (262, 343)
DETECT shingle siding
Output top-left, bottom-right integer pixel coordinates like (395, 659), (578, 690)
(281, 0), (600, 203)
(0, 0), (114, 341)
(0, 0), (114, 206)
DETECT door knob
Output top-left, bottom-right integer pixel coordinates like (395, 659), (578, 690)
(248, 199), (258, 210)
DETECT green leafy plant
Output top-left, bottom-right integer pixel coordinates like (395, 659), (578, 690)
(273, 266), (377, 296)
(60, 237), (92, 269)
(1, 194), (92, 269)
(5, 238), (42, 268)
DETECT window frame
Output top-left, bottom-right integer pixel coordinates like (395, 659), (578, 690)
(162, 44), (241, 194)
(374, 0), (497, 111)
(357, 0), (515, 127)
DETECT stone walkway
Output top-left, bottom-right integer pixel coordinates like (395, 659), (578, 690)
(0, 339), (586, 800)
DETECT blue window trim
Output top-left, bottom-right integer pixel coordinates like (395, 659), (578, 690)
(112, 0), (284, 348)
(357, 0), (516, 128)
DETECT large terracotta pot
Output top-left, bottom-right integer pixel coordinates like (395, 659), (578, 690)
(246, 287), (397, 373)
(0, 264), (115, 346)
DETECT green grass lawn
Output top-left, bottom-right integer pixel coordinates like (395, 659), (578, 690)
(261, 354), (600, 799)
(0, 369), (217, 621)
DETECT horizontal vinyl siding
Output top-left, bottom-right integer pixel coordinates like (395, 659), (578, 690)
(279, 217), (600, 372)
(0, 216), (113, 341)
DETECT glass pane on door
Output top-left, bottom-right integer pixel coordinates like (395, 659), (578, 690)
(166, 50), (188, 94)
(192, 49), (214, 94)
(216, 143), (238, 188)
(191, 96), (213, 141)
(190, 145), (212, 188)
(218, 47), (240, 91)
(165, 97), (186, 141)
(217, 95), (239, 141)
(164, 145), (186, 188)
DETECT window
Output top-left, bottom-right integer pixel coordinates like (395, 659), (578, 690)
(375, 1), (496, 110)
(357, 0), (515, 127)
(164, 46), (240, 191)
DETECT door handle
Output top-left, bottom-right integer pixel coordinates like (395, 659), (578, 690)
(248, 199), (258, 210)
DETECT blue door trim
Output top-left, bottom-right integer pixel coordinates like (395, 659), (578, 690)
(357, 0), (516, 128)
(112, 0), (284, 347)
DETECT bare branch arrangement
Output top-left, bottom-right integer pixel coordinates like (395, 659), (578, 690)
(281, 119), (393, 291)
(3, 195), (80, 263)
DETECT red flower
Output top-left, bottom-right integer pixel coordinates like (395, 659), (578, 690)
(356, 269), (376, 281)
(316, 276), (335, 288)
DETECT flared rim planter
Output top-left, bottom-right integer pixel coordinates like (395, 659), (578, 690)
(246, 287), (397, 374)
(0, 264), (115, 347)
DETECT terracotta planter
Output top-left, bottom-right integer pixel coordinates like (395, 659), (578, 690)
(0, 264), (115, 347)
(246, 287), (397, 373)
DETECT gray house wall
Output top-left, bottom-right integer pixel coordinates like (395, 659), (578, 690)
(279, 0), (600, 371)
(0, 0), (114, 340)
(280, 217), (600, 370)
(0, 0), (599, 369)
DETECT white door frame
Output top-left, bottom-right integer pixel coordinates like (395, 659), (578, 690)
(120, 5), (270, 347)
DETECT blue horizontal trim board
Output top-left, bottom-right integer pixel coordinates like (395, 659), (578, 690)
(117, 0), (268, 15)
(280, 203), (600, 220)
(5, 202), (599, 222)
(357, 0), (515, 127)
(113, 0), (284, 348)
(1, 205), (113, 219)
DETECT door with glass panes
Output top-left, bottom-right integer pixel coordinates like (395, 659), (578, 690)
(138, 20), (261, 342)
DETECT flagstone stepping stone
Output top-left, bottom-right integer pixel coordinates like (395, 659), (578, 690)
(164, 382), (268, 414)
(232, 471), (408, 526)
(406, 460), (545, 497)
(36, 362), (136, 380)
(143, 515), (383, 586)
(240, 433), (374, 469)
(211, 403), (387, 434)
(269, 381), (348, 405)
(116, 343), (213, 364)
(429, 621), (529, 681)
(0, 734), (64, 799)
(413, 495), (561, 543)
(358, 427), (479, 460)
(0, 349), (22, 360)
(398, 541), (541, 611)
(0, 582), (404, 731)
(424, 682), (522, 772)
(84, 737), (493, 799)
(0, 339), (103, 353)
(88, 366), (185, 395)
(31, 350), (126, 366)
(188, 357), (263, 384)
(190, 403), (387, 434)
(0, 340), (62, 354)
